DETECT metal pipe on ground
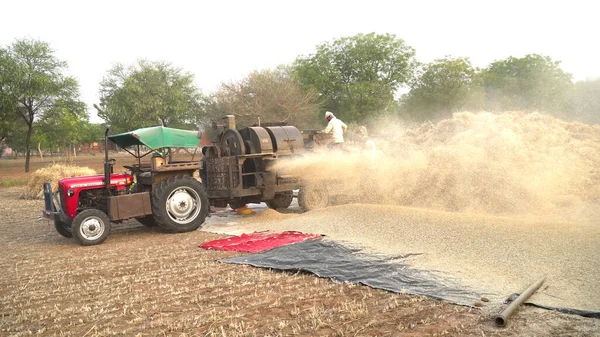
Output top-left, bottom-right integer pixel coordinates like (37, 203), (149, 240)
(495, 276), (546, 327)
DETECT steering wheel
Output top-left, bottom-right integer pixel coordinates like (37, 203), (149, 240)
(123, 165), (139, 173)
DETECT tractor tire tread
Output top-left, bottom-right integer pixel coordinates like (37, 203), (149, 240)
(136, 216), (157, 227)
(71, 209), (111, 246)
(298, 184), (329, 212)
(151, 175), (208, 233)
(54, 219), (73, 238)
(266, 191), (294, 209)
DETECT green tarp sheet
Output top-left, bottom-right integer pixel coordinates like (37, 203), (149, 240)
(108, 126), (199, 150)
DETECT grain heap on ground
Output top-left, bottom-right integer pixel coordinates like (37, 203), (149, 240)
(237, 204), (600, 312)
(248, 208), (298, 222)
(22, 164), (96, 199)
(223, 111), (600, 312)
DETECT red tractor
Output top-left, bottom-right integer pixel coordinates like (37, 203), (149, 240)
(43, 115), (308, 246)
(43, 127), (208, 245)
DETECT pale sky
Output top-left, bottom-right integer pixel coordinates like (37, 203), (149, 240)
(1, 0), (598, 123)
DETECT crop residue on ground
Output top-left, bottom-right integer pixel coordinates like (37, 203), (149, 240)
(257, 111), (600, 312)
(275, 111), (600, 220)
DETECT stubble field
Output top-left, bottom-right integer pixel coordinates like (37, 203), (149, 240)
(0, 161), (597, 336)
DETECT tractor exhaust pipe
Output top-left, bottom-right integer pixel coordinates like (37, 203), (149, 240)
(104, 128), (110, 191)
(495, 276), (546, 327)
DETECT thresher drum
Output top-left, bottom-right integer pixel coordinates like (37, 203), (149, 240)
(201, 123), (304, 193)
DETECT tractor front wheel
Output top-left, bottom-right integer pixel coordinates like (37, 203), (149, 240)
(71, 209), (111, 246)
(54, 219), (72, 238)
(267, 191), (294, 210)
(151, 175), (209, 233)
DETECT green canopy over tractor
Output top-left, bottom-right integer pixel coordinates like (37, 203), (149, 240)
(108, 126), (200, 150)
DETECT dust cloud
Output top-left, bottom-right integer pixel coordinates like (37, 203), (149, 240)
(276, 111), (600, 220)
(243, 111), (600, 311)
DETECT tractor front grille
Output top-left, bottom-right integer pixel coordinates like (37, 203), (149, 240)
(57, 185), (67, 211)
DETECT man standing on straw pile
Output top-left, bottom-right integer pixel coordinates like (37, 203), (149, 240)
(322, 111), (348, 149)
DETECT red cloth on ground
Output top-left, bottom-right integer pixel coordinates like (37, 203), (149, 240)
(200, 231), (321, 253)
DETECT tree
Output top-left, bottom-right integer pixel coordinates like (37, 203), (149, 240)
(36, 100), (92, 159)
(0, 98), (19, 151)
(0, 39), (82, 172)
(0, 89), (17, 138)
(209, 67), (320, 129)
(482, 54), (572, 112)
(98, 60), (205, 133)
(1, 123), (28, 157)
(567, 78), (600, 124)
(401, 56), (484, 121)
(294, 33), (417, 123)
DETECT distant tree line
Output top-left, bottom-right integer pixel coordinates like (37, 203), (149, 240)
(1, 35), (599, 172)
(0, 39), (103, 172)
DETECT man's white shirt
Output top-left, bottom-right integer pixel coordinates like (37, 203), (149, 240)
(323, 117), (348, 143)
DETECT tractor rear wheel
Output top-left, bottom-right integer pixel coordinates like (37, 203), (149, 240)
(71, 209), (111, 246)
(151, 175), (209, 233)
(136, 216), (157, 227)
(267, 191), (294, 209)
(298, 183), (329, 211)
(54, 219), (72, 238)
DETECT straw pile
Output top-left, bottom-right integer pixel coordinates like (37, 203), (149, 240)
(274, 111), (600, 217)
(22, 164), (96, 199)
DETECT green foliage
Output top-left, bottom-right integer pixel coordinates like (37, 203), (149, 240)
(85, 122), (108, 143)
(0, 179), (28, 187)
(0, 79), (18, 140)
(98, 60), (205, 133)
(401, 56), (484, 121)
(35, 100), (93, 152)
(0, 107), (18, 141)
(0, 38), (83, 171)
(2, 122), (29, 154)
(481, 54), (572, 112)
(208, 66), (320, 129)
(567, 78), (600, 124)
(294, 33), (417, 123)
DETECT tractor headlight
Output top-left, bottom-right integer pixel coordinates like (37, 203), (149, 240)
(67, 189), (74, 197)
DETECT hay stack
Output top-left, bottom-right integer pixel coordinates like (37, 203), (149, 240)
(23, 164), (96, 199)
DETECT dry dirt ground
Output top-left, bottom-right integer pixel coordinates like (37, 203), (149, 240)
(1, 189), (599, 336)
(0, 157), (599, 336)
